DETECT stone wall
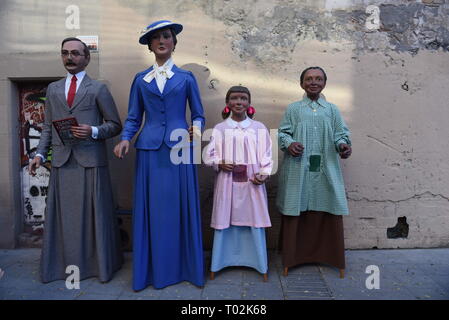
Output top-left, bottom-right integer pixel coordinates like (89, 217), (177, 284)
(1, 0), (448, 249)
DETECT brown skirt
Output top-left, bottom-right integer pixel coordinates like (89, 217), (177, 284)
(279, 211), (345, 270)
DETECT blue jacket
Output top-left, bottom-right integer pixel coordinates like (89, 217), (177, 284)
(121, 65), (205, 149)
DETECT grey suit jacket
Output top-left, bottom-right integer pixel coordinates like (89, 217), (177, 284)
(36, 75), (122, 167)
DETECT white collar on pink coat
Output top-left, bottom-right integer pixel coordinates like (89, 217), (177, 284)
(226, 117), (252, 129)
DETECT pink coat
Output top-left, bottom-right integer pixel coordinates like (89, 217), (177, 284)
(204, 118), (272, 229)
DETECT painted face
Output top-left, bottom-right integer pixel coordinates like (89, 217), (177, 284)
(61, 40), (89, 74)
(301, 69), (326, 98)
(228, 92), (250, 119)
(149, 28), (175, 59)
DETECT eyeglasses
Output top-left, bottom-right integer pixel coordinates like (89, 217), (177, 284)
(61, 50), (85, 58)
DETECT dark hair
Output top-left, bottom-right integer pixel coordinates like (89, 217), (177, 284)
(222, 86), (255, 119)
(61, 37), (90, 58)
(225, 86), (251, 104)
(300, 66), (327, 84)
(147, 28), (177, 52)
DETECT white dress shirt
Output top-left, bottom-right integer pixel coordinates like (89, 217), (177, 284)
(65, 71), (86, 98)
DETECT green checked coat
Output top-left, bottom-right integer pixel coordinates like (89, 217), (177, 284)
(276, 96), (351, 216)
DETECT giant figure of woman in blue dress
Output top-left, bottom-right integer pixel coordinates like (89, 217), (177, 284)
(114, 20), (205, 290)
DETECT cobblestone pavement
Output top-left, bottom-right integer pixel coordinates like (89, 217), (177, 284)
(0, 248), (448, 300)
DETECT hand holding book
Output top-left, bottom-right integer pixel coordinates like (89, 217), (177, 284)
(52, 117), (79, 145)
(71, 124), (93, 139)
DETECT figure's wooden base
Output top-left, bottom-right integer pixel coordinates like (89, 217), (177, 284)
(283, 267), (345, 279)
(210, 271), (268, 282)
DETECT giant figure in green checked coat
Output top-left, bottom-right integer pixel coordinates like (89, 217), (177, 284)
(276, 66), (352, 279)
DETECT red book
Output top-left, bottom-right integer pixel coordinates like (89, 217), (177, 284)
(232, 164), (248, 182)
(52, 117), (79, 145)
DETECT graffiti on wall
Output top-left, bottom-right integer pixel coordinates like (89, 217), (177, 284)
(19, 83), (51, 234)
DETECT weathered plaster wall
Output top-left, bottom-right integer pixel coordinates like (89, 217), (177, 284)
(1, 0), (448, 249)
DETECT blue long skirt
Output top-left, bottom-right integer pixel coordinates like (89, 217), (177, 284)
(211, 226), (268, 274)
(132, 145), (204, 290)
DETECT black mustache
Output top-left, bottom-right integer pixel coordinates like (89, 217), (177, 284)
(66, 62), (76, 66)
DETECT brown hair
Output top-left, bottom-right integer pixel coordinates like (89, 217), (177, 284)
(61, 37), (90, 58)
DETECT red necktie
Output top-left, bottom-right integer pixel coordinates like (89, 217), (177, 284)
(67, 75), (77, 107)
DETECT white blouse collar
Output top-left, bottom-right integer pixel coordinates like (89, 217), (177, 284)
(143, 58), (175, 83)
(226, 116), (252, 129)
(154, 57), (174, 72)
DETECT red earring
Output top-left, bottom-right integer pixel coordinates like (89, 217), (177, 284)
(247, 106), (256, 115)
(223, 106), (230, 113)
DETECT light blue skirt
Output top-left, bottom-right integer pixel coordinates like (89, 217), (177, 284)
(211, 226), (268, 274)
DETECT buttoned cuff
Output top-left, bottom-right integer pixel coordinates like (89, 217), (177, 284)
(91, 126), (98, 139)
(259, 167), (272, 176)
(279, 135), (296, 151)
(192, 119), (204, 132)
(336, 138), (351, 151)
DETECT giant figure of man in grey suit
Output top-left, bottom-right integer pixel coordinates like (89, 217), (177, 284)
(29, 38), (123, 283)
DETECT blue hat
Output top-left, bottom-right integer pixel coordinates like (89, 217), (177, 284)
(139, 20), (183, 45)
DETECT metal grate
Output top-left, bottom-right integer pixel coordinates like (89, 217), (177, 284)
(279, 265), (334, 300)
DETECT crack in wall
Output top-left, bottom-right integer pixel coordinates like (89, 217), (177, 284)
(347, 191), (449, 203)
(366, 135), (405, 154)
